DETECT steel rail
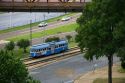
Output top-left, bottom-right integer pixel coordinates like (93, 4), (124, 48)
(23, 47), (83, 69)
(22, 46), (79, 62)
(26, 49), (81, 69)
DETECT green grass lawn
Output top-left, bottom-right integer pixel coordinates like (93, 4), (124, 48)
(0, 12), (5, 14)
(0, 13), (77, 34)
(93, 78), (125, 83)
(118, 67), (125, 73)
(13, 48), (30, 58)
(69, 41), (78, 48)
(8, 23), (78, 41)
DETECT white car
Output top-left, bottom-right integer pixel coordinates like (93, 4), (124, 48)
(38, 22), (48, 27)
(61, 16), (71, 21)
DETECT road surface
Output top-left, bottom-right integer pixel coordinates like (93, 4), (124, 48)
(0, 13), (80, 40)
(30, 54), (119, 83)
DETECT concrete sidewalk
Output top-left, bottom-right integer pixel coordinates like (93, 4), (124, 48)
(74, 64), (125, 83)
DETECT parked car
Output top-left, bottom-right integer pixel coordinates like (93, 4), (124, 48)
(61, 16), (71, 21)
(38, 22), (48, 27)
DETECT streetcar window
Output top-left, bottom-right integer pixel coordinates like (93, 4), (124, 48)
(37, 50), (39, 52)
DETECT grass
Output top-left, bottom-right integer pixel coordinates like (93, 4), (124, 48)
(0, 22), (39, 34)
(93, 78), (125, 83)
(0, 13), (77, 34)
(118, 67), (125, 73)
(8, 23), (78, 41)
(13, 48), (30, 58)
(69, 41), (78, 48)
(0, 12), (5, 14)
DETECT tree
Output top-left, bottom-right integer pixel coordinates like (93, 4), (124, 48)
(66, 35), (72, 42)
(26, 76), (40, 83)
(45, 37), (60, 42)
(17, 39), (30, 53)
(117, 49), (125, 69)
(76, 0), (125, 83)
(5, 41), (15, 52)
(0, 50), (40, 83)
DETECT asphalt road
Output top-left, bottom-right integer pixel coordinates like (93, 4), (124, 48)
(0, 13), (80, 40)
(30, 54), (119, 83)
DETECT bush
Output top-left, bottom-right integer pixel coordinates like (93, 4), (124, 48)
(121, 61), (125, 69)
(0, 50), (28, 83)
(17, 39), (30, 53)
(45, 37), (60, 42)
(66, 35), (72, 42)
(5, 41), (15, 51)
(0, 50), (40, 83)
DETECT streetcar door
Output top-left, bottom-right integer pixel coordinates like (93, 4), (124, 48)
(50, 44), (55, 54)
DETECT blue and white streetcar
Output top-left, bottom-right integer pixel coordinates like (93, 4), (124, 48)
(30, 40), (68, 58)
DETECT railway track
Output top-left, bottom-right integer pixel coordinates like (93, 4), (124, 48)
(23, 47), (81, 69)
(23, 46), (79, 62)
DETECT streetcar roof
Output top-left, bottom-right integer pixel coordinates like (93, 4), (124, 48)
(31, 43), (50, 49)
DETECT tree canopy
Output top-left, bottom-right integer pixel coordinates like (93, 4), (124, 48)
(45, 37), (60, 42)
(5, 41), (15, 51)
(76, 0), (125, 83)
(0, 50), (40, 83)
(17, 39), (30, 53)
(0, 50), (28, 83)
(76, 0), (125, 60)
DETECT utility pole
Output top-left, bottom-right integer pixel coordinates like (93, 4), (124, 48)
(42, 13), (46, 43)
(9, 12), (12, 28)
(25, 0), (35, 46)
(30, 18), (32, 46)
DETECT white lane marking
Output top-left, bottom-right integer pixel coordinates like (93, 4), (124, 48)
(29, 71), (40, 75)
(64, 80), (74, 83)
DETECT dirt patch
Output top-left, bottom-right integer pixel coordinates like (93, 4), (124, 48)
(0, 40), (9, 44)
(74, 63), (125, 83)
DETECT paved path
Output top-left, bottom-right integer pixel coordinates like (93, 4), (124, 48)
(30, 54), (119, 83)
(74, 63), (125, 83)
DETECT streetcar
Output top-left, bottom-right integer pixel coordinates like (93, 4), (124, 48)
(30, 40), (68, 58)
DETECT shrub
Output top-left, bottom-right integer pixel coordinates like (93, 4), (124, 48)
(66, 35), (72, 42)
(17, 39), (30, 53)
(45, 37), (60, 42)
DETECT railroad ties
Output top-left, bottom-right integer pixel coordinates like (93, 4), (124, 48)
(23, 47), (82, 70)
